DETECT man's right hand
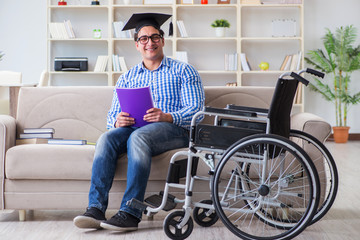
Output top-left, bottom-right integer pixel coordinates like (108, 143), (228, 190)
(115, 112), (135, 128)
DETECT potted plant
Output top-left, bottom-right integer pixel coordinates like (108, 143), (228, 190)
(211, 19), (230, 37)
(305, 25), (360, 143)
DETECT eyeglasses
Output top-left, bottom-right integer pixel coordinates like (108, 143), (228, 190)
(137, 34), (163, 45)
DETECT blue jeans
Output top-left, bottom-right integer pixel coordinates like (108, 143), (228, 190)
(88, 122), (189, 219)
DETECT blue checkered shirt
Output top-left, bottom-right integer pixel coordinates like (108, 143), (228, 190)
(107, 56), (205, 130)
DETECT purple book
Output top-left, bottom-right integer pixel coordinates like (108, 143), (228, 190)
(116, 87), (154, 127)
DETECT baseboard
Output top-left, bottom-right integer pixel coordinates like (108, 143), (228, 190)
(327, 133), (360, 141)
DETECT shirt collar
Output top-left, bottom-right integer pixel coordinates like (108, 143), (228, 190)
(138, 56), (170, 72)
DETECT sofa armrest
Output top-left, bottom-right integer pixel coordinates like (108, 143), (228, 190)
(291, 112), (332, 143)
(0, 114), (16, 210)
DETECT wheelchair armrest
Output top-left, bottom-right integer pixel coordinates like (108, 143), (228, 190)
(226, 104), (269, 114)
(204, 106), (257, 117)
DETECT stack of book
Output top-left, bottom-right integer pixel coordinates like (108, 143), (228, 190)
(94, 55), (109, 72)
(17, 128), (55, 145)
(112, 55), (128, 72)
(225, 53), (238, 71)
(279, 51), (302, 71)
(48, 20), (75, 39)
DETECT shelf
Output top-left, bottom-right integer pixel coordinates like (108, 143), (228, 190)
(49, 38), (109, 41)
(50, 71), (109, 75)
(47, 0), (304, 106)
(176, 37), (237, 41)
(240, 4), (302, 8)
(198, 70), (238, 74)
(241, 37), (302, 41)
(49, 5), (109, 9)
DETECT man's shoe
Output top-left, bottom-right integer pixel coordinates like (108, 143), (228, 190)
(100, 211), (140, 231)
(73, 207), (106, 229)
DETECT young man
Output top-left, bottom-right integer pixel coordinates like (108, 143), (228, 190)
(73, 13), (205, 231)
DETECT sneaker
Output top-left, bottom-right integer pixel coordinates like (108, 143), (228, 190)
(100, 211), (140, 231)
(73, 207), (106, 229)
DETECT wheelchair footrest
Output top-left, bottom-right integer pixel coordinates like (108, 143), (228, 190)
(126, 198), (148, 212)
(145, 192), (177, 211)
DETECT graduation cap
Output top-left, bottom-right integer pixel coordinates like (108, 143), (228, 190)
(122, 13), (172, 34)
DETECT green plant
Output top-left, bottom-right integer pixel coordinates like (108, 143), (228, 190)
(211, 19), (230, 28)
(305, 25), (360, 127)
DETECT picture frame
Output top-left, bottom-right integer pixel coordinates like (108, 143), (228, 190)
(181, 0), (194, 4)
(143, 0), (173, 4)
(217, 0), (230, 4)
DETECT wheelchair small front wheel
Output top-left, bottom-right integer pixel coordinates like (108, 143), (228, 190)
(193, 199), (219, 227)
(163, 210), (194, 240)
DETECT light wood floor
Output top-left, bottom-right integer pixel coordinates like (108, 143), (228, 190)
(1, 141), (360, 240)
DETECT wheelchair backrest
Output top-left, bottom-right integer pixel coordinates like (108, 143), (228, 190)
(268, 78), (299, 138)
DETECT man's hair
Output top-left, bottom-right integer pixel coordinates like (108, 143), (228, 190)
(134, 29), (165, 42)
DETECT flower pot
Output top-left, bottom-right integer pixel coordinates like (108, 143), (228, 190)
(332, 126), (350, 143)
(215, 27), (226, 37)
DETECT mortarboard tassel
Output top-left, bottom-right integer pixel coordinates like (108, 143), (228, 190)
(169, 21), (173, 36)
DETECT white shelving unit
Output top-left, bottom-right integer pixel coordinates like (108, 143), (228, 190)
(47, 0), (304, 110)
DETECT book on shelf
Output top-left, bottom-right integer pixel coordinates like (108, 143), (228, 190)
(294, 83), (302, 104)
(176, 20), (188, 38)
(113, 21), (132, 38)
(16, 138), (49, 145)
(280, 51), (302, 71)
(118, 56), (128, 72)
(64, 20), (75, 38)
(19, 133), (53, 139)
(240, 53), (251, 72)
(47, 139), (87, 145)
(94, 55), (109, 72)
(23, 128), (55, 134)
(225, 53), (238, 71)
(175, 51), (188, 63)
(112, 55), (128, 72)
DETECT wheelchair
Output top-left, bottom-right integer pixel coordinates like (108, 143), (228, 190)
(127, 68), (338, 240)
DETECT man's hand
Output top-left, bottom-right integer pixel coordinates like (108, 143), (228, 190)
(143, 108), (173, 123)
(115, 112), (135, 128)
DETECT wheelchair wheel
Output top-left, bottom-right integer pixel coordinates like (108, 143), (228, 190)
(193, 199), (219, 227)
(212, 134), (320, 240)
(163, 210), (194, 240)
(289, 129), (338, 224)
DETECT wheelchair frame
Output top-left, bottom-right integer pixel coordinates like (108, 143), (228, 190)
(127, 68), (338, 240)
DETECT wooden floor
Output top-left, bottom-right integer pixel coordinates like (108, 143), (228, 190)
(1, 141), (360, 240)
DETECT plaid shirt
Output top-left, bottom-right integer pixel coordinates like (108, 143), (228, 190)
(107, 56), (205, 130)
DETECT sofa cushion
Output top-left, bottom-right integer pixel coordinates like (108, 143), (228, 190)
(5, 144), (188, 181)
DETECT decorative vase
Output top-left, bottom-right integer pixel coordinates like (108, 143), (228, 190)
(332, 126), (350, 143)
(215, 27), (226, 37)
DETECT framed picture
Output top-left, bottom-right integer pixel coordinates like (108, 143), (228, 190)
(217, 0), (230, 4)
(143, 0), (173, 4)
(181, 0), (194, 4)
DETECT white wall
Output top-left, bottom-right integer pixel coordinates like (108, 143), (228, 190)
(1, 0), (360, 132)
(304, 0), (360, 133)
(0, 1), (47, 84)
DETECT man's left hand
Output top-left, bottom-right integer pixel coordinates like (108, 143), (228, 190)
(143, 108), (173, 123)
